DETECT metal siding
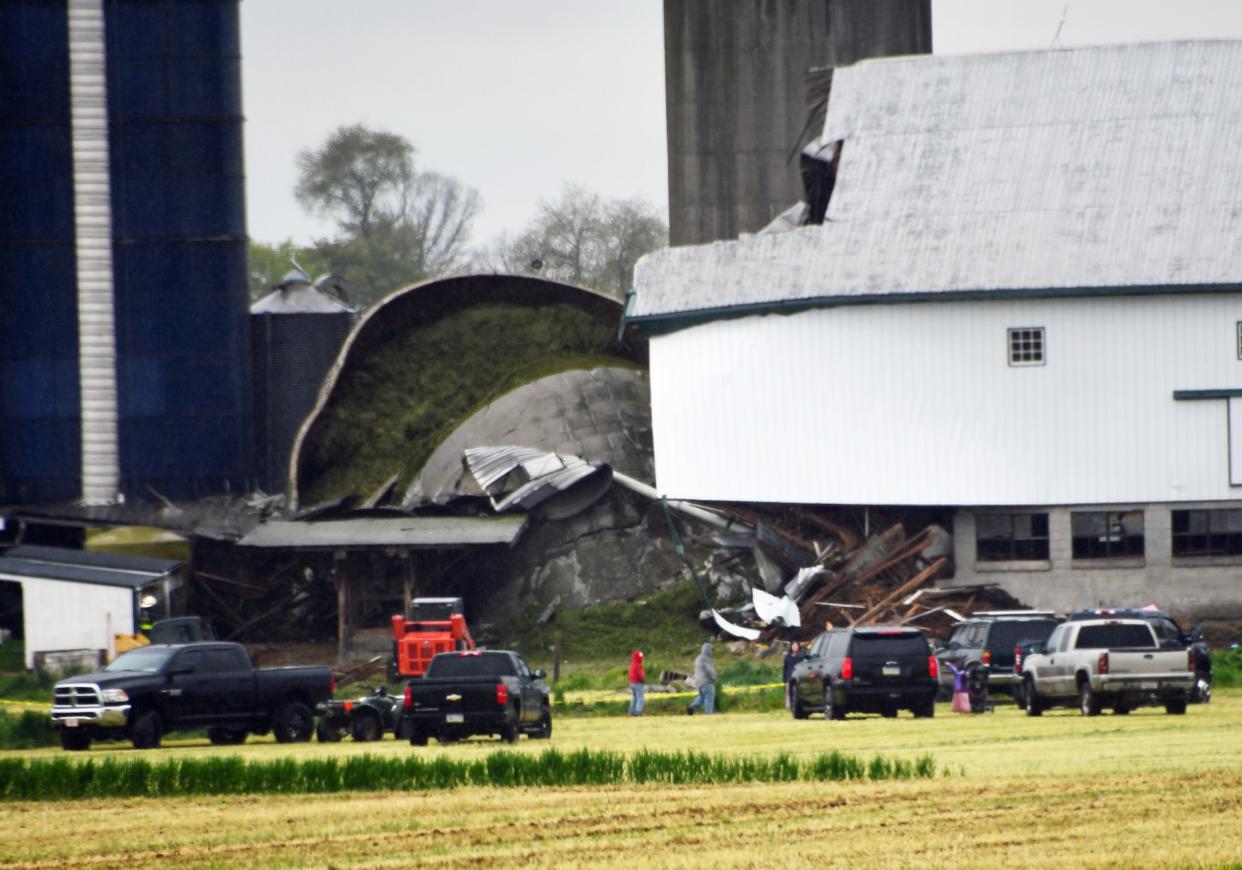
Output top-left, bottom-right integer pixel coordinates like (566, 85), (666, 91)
(70, 0), (121, 504)
(634, 41), (1242, 320)
(12, 576), (134, 669)
(650, 294), (1242, 506)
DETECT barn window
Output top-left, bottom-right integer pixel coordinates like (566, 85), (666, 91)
(1236, 322), (1242, 360)
(1172, 508), (1242, 556)
(976, 512), (1049, 561)
(1071, 511), (1145, 560)
(1008, 327), (1044, 366)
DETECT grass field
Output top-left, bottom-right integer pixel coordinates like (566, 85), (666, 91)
(3, 694), (1242, 868)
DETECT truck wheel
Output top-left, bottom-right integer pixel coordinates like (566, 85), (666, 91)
(1078, 682), (1101, 717)
(129, 710), (163, 749)
(790, 684), (807, 720)
(409, 727), (429, 746)
(351, 711), (383, 742)
(824, 684), (844, 721)
(1023, 678), (1043, 717)
(531, 706), (553, 739)
(208, 727), (248, 746)
(273, 701), (314, 743)
(1112, 705), (1131, 716)
(315, 719), (344, 743)
(1165, 699), (1187, 715)
(912, 697), (935, 718)
(60, 731), (91, 751)
(500, 722), (519, 743)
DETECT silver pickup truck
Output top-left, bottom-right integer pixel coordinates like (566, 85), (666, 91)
(1019, 618), (1195, 717)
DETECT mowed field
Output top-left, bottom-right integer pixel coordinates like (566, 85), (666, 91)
(4, 693), (1242, 869)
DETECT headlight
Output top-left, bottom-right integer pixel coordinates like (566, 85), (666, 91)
(101, 688), (128, 704)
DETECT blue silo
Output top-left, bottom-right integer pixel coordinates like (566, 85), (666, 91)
(0, 0), (252, 505)
(0, 1), (81, 504)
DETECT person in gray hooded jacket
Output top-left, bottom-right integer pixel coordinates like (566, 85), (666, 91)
(687, 642), (717, 715)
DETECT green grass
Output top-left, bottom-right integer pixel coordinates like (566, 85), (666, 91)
(1213, 647), (1242, 688)
(0, 747), (934, 800)
(508, 580), (713, 677)
(0, 710), (57, 750)
(0, 640), (23, 672)
(300, 302), (637, 502)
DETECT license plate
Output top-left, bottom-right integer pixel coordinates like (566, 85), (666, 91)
(1140, 681), (1157, 690)
(445, 713), (464, 724)
(64, 719), (80, 728)
(882, 665), (900, 677)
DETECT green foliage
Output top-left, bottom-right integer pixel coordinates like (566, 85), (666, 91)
(300, 301), (632, 502)
(1212, 648), (1242, 688)
(0, 669), (57, 703)
(516, 581), (707, 676)
(247, 240), (332, 300)
(0, 748), (935, 800)
(0, 710), (58, 749)
(0, 640), (23, 672)
(717, 658), (782, 687)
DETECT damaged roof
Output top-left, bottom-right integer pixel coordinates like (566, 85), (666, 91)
(238, 515), (527, 549)
(631, 40), (1242, 327)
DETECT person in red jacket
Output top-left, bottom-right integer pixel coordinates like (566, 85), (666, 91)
(628, 649), (646, 716)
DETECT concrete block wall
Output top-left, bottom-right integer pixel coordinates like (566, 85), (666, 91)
(952, 503), (1242, 622)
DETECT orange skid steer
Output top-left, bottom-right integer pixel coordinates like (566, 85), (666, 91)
(389, 597), (475, 680)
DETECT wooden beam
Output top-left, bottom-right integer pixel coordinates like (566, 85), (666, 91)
(850, 557), (946, 626)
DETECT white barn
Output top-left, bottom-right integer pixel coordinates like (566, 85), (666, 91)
(629, 41), (1242, 617)
(0, 546), (183, 669)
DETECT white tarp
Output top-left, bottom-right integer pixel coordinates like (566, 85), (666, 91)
(712, 609), (760, 641)
(752, 587), (801, 628)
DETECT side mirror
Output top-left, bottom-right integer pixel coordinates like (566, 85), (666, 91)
(533, 669), (547, 680)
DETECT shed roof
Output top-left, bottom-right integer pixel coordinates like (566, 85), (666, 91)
(631, 40), (1242, 327)
(0, 545), (181, 590)
(238, 515), (528, 550)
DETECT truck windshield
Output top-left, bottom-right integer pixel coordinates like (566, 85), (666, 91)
(426, 653), (516, 679)
(104, 647), (176, 673)
(1075, 624), (1156, 649)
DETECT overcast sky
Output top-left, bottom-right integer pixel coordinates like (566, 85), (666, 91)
(241, 0), (1242, 248)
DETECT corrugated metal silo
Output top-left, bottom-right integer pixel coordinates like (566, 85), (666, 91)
(106, 0), (251, 500)
(0, 1), (82, 504)
(251, 272), (357, 495)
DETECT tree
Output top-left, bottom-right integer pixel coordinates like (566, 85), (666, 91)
(292, 125), (481, 307)
(294, 125), (413, 239)
(485, 184), (667, 299)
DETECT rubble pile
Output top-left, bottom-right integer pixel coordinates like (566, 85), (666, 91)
(708, 507), (1028, 645)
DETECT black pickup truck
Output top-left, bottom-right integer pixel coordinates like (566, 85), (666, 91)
(402, 650), (552, 745)
(50, 642), (335, 751)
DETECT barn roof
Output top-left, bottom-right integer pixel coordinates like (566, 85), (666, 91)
(630, 40), (1242, 329)
(0, 545), (181, 589)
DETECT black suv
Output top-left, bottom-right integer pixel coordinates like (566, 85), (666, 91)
(789, 626), (938, 720)
(1067, 608), (1211, 702)
(936, 612), (1060, 698)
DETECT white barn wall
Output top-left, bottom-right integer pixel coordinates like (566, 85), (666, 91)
(650, 293), (1242, 506)
(2, 576), (135, 669)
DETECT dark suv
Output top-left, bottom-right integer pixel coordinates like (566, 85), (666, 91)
(936, 611), (1060, 698)
(789, 626), (938, 720)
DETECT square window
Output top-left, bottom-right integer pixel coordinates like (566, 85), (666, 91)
(1172, 508), (1242, 556)
(1008, 327), (1045, 366)
(1071, 510), (1145, 559)
(1236, 322), (1242, 360)
(976, 512), (1050, 562)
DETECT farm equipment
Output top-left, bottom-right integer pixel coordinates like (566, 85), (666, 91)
(316, 686), (403, 742)
(389, 597), (475, 680)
